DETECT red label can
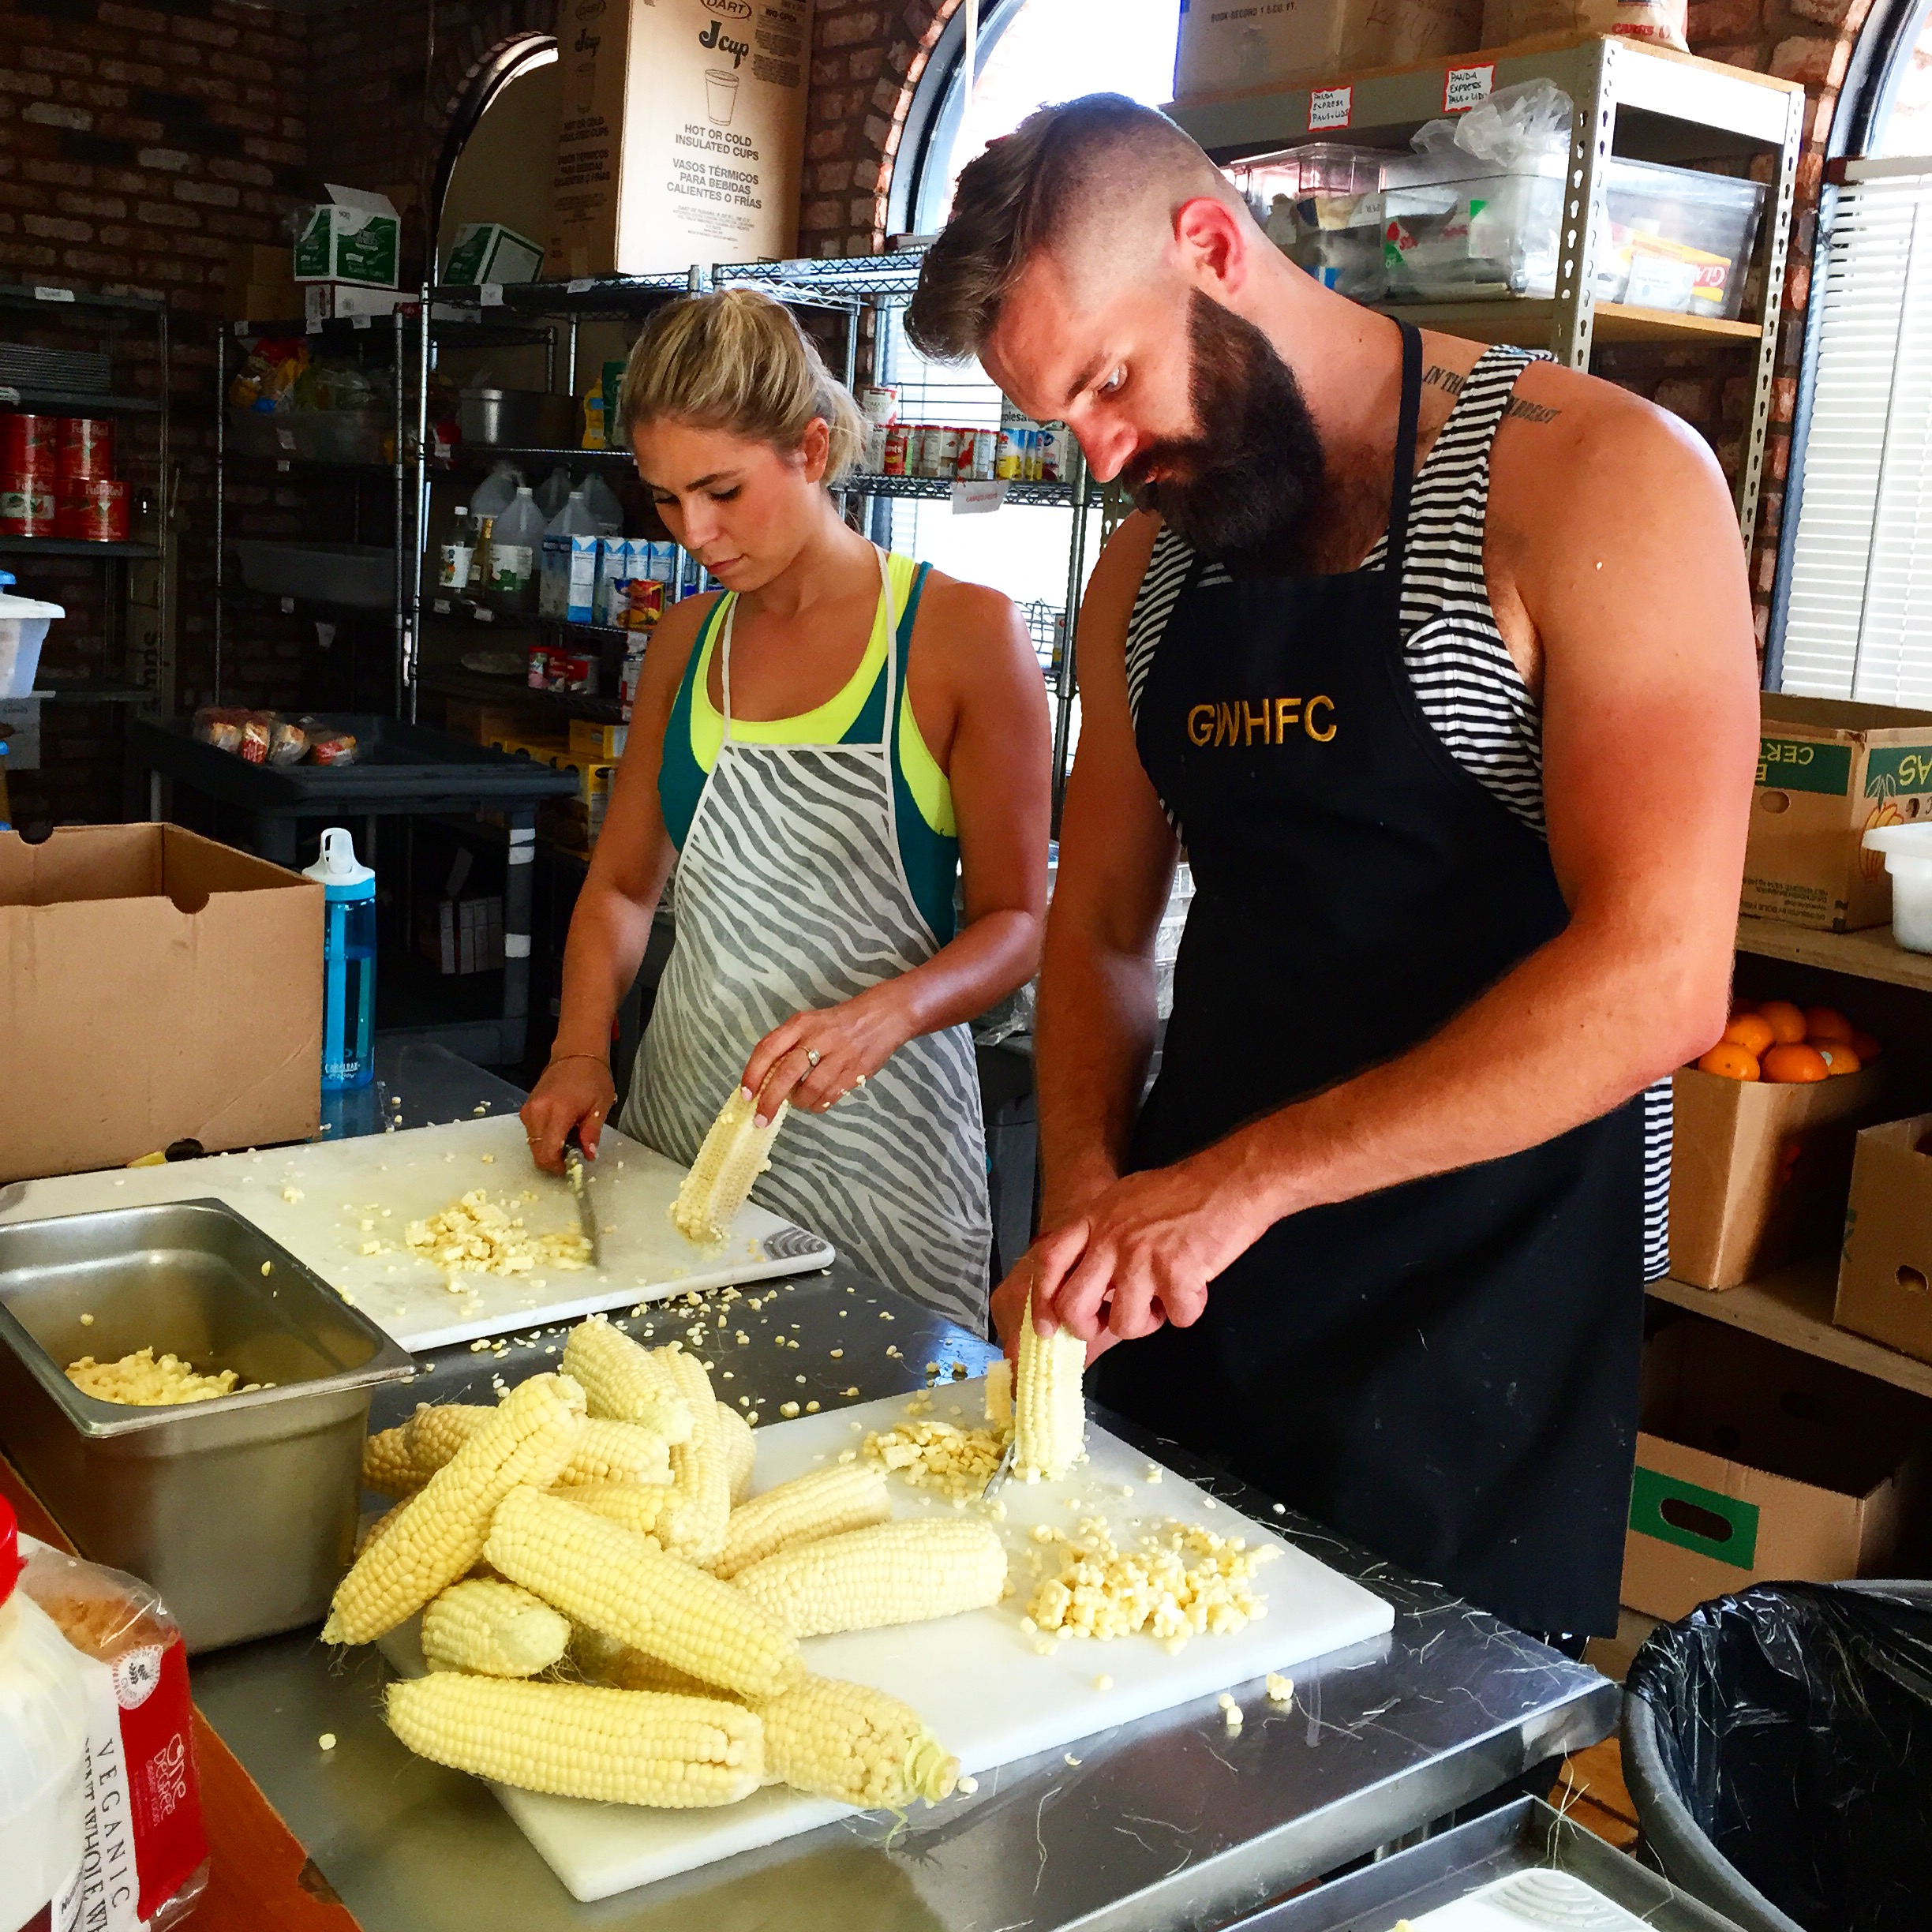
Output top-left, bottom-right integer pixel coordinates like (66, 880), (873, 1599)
(2, 414), (60, 478)
(58, 475), (129, 541)
(58, 416), (114, 481)
(882, 422), (910, 477)
(0, 473), (57, 535)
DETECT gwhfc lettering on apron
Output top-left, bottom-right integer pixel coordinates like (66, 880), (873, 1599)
(1187, 695), (1336, 747)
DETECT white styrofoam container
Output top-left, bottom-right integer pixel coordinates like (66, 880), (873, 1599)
(0, 578), (63, 700)
(1864, 823), (1932, 953)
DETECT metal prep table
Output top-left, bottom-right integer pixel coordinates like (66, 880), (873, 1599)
(182, 1048), (1618, 1932)
(129, 715), (580, 1065)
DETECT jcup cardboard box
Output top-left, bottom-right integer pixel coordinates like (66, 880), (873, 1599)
(444, 222), (545, 286)
(0, 825), (322, 1184)
(1173, 0), (1481, 101)
(1622, 1321), (1924, 1622)
(1744, 695), (1932, 932)
(294, 185), (401, 288)
(1669, 1061), (1889, 1290)
(548, 0), (812, 279)
(1835, 1113), (1932, 1365)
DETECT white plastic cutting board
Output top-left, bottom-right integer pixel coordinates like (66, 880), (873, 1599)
(1407, 1870), (1654, 1930)
(0, 1115), (833, 1350)
(386, 1383), (1395, 1904)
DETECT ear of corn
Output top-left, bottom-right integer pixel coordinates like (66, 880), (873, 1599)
(715, 1401), (756, 1505)
(665, 1436), (731, 1569)
(323, 1373), (586, 1646)
(409, 1398), (670, 1489)
(758, 1675), (959, 1809)
(561, 1316), (696, 1443)
(655, 1342), (716, 1442)
(1016, 1293), (1086, 1481)
(354, 1496), (411, 1559)
(583, 1638), (721, 1700)
(361, 1424), (420, 1498)
(564, 1478), (672, 1543)
(485, 1485), (800, 1701)
(405, 1401), (492, 1472)
(384, 1676), (763, 1807)
(713, 1463), (891, 1582)
(421, 1578), (571, 1679)
(732, 1518), (1007, 1640)
(983, 1357), (1013, 1430)
(672, 1091), (788, 1243)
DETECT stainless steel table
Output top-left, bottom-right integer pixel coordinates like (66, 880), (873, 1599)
(190, 1050), (1618, 1932)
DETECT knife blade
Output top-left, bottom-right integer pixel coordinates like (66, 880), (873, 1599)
(562, 1126), (603, 1270)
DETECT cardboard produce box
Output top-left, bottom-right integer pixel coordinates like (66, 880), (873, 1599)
(1623, 1321), (1925, 1622)
(547, 0), (812, 279)
(1743, 695), (1932, 932)
(1173, 0), (1482, 102)
(0, 825), (322, 1184)
(293, 185), (401, 288)
(1668, 1063), (1889, 1290)
(1836, 1113), (1932, 1365)
(444, 222), (545, 286)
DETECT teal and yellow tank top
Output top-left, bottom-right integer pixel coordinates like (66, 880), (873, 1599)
(658, 553), (960, 943)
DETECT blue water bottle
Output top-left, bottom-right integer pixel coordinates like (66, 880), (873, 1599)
(303, 826), (376, 1090)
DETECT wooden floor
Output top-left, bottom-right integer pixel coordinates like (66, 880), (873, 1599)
(1554, 1739), (1641, 1850)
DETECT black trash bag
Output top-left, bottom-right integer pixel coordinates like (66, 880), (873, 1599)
(1627, 1582), (1932, 1932)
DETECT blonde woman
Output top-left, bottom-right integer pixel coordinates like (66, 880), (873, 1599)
(520, 290), (1050, 1325)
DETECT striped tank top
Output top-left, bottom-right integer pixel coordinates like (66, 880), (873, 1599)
(1125, 342), (1672, 1281)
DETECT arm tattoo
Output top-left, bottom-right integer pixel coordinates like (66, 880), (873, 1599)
(1421, 361), (1562, 425)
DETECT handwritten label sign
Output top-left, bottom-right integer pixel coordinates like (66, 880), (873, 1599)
(480, 283), (504, 307)
(1443, 63), (1495, 112)
(1309, 85), (1352, 132)
(950, 480), (1009, 516)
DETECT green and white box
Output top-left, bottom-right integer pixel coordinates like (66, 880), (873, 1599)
(444, 223), (545, 287)
(294, 185), (401, 288)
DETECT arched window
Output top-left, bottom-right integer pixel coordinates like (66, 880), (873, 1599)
(878, 1), (1180, 612)
(1770, 0), (1932, 697)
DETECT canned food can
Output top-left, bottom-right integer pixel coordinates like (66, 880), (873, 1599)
(863, 421), (889, 474)
(882, 423), (910, 477)
(1037, 425), (1065, 484)
(857, 383), (898, 427)
(951, 428), (977, 478)
(994, 430), (1024, 481)
(968, 429), (997, 481)
(1, 414), (59, 478)
(0, 474), (57, 536)
(1025, 429), (1045, 482)
(58, 416), (114, 481)
(58, 476), (129, 541)
(932, 428), (960, 477)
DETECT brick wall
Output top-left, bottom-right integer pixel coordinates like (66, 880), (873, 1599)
(0, 0), (311, 824)
(796, 0), (1882, 659)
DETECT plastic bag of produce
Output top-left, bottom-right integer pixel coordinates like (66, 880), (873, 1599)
(1480, 0), (1684, 51)
(191, 706), (245, 754)
(265, 716), (309, 767)
(18, 1538), (211, 1932)
(1625, 1582), (1932, 1931)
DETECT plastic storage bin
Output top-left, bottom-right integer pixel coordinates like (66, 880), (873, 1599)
(232, 539), (395, 608)
(1384, 153), (1765, 313)
(0, 571), (62, 699)
(1863, 822), (1932, 953)
(1232, 142), (1387, 300)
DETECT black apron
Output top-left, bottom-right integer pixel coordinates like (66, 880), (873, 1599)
(1094, 324), (1644, 1637)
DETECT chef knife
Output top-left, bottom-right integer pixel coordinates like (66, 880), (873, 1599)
(562, 1125), (603, 1270)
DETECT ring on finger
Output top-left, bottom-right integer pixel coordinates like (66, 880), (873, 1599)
(805, 1048), (822, 1068)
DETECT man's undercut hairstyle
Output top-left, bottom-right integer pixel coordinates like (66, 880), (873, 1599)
(905, 93), (1227, 361)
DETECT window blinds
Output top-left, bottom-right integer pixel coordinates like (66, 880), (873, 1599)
(1781, 161), (1932, 702)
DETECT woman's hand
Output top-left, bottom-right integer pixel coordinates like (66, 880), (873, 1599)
(521, 1053), (618, 1173)
(739, 990), (911, 1121)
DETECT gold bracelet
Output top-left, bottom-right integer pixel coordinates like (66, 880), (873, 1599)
(548, 1051), (610, 1072)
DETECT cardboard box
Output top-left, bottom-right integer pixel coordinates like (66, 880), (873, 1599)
(224, 242), (298, 322)
(547, 0), (812, 279)
(1835, 1113), (1932, 1364)
(304, 283), (408, 324)
(0, 826), (322, 1183)
(568, 717), (627, 761)
(442, 698), (546, 748)
(1743, 695), (1932, 933)
(417, 894), (505, 975)
(444, 222), (545, 286)
(1669, 1062), (1889, 1290)
(1174, 0), (1481, 101)
(1622, 1321), (1923, 1621)
(294, 185), (401, 287)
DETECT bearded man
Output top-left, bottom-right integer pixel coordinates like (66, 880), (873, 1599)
(906, 94), (1758, 1642)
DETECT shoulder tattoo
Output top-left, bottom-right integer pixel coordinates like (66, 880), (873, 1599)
(1422, 361), (1561, 425)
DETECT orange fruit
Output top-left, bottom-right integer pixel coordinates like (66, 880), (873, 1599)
(1698, 1043), (1762, 1080)
(1762, 1043), (1830, 1084)
(1852, 1028), (1882, 1062)
(1803, 1007), (1854, 1045)
(1818, 1044), (1863, 1076)
(1757, 1000), (1808, 1045)
(1723, 1013), (1776, 1056)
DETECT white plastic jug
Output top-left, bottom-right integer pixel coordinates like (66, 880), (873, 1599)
(1863, 822), (1932, 953)
(489, 485), (546, 614)
(470, 459), (525, 520)
(535, 463), (574, 519)
(581, 469), (624, 537)
(0, 571), (64, 700)
(0, 1495), (89, 1932)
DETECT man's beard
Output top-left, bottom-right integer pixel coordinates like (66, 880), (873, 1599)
(1126, 290), (1326, 571)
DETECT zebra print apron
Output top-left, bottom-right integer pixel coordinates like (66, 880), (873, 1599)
(623, 545), (991, 1329)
